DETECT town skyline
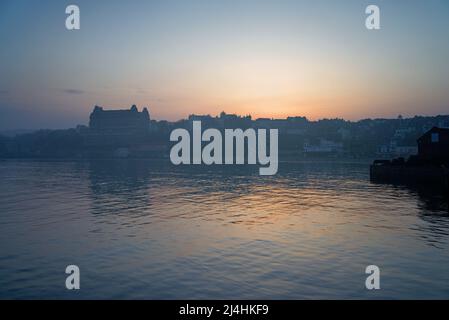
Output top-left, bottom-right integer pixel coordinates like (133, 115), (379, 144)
(3, 103), (449, 132)
(2, 102), (449, 162)
(1, 1), (449, 130)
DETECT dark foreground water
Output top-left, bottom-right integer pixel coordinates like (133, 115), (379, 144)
(0, 159), (448, 299)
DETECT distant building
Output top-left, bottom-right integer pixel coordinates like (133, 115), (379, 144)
(337, 127), (351, 140)
(303, 139), (343, 154)
(254, 118), (290, 132)
(393, 145), (418, 157)
(85, 105), (151, 150)
(438, 119), (449, 129)
(186, 111), (252, 129)
(218, 111), (252, 129)
(417, 127), (449, 162)
(378, 142), (418, 158)
(188, 114), (218, 129)
(393, 127), (414, 140)
(287, 116), (308, 124)
(89, 105), (150, 135)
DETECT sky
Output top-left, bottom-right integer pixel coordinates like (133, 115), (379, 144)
(0, 0), (449, 130)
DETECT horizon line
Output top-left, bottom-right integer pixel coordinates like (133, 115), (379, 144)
(91, 104), (449, 123)
(2, 112), (449, 133)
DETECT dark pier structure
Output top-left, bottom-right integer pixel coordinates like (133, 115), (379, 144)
(370, 127), (449, 190)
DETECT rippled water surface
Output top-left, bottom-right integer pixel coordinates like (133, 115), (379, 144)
(1, 160), (449, 299)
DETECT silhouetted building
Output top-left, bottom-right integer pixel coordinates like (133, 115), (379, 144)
(84, 105), (151, 152)
(371, 127), (449, 187)
(89, 105), (150, 135)
(417, 127), (449, 162)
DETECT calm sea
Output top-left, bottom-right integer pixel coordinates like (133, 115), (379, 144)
(0, 159), (448, 299)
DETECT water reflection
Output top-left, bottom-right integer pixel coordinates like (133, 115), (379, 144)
(86, 159), (449, 239)
(370, 180), (449, 248)
(88, 160), (154, 216)
(1, 159), (449, 299)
